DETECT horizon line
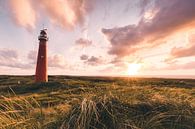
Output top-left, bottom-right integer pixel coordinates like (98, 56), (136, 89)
(0, 74), (195, 79)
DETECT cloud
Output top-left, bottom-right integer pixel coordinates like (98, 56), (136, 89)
(0, 48), (18, 65)
(34, 0), (76, 29)
(139, 0), (152, 15)
(0, 48), (18, 59)
(80, 54), (103, 66)
(80, 54), (88, 60)
(102, 0), (195, 57)
(7, 0), (95, 30)
(166, 61), (195, 70)
(145, 60), (195, 71)
(110, 56), (143, 69)
(170, 45), (195, 58)
(168, 34), (195, 59)
(8, 0), (36, 31)
(0, 48), (31, 69)
(48, 54), (68, 68)
(110, 58), (127, 68)
(84, 56), (102, 66)
(75, 38), (92, 48)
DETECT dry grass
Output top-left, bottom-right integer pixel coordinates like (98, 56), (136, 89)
(0, 96), (42, 129)
(0, 76), (194, 129)
(62, 95), (194, 129)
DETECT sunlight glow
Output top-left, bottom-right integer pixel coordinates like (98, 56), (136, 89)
(144, 9), (158, 20)
(127, 63), (141, 76)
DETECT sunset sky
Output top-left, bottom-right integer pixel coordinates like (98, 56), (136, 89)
(0, 0), (195, 78)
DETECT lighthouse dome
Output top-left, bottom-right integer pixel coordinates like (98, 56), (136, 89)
(38, 29), (48, 41)
(40, 30), (47, 35)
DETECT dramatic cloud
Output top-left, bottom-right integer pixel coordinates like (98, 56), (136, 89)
(75, 38), (92, 48)
(8, 0), (36, 31)
(139, 0), (151, 15)
(102, 0), (195, 57)
(80, 54), (88, 60)
(7, 0), (95, 30)
(84, 56), (102, 66)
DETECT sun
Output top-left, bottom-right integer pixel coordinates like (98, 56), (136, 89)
(127, 63), (141, 76)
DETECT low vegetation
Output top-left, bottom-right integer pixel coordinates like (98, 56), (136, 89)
(0, 75), (194, 129)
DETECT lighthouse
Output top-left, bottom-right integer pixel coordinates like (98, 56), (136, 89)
(35, 29), (48, 82)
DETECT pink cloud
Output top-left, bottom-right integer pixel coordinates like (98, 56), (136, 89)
(48, 54), (68, 68)
(80, 54), (88, 60)
(7, 0), (95, 30)
(166, 61), (195, 70)
(84, 56), (103, 66)
(170, 45), (195, 58)
(75, 38), (92, 48)
(102, 0), (195, 57)
(168, 34), (195, 59)
(8, 0), (36, 31)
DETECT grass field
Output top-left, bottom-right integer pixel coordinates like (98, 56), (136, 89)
(0, 75), (194, 129)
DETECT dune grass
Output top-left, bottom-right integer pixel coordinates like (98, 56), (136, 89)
(0, 76), (194, 129)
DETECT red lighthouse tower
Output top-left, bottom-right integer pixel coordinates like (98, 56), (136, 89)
(35, 29), (48, 82)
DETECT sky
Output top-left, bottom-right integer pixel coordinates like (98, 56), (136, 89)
(0, 0), (195, 78)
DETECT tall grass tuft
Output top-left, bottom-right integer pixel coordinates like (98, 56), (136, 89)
(62, 96), (195, 129)
(0, 95), (43, 129)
